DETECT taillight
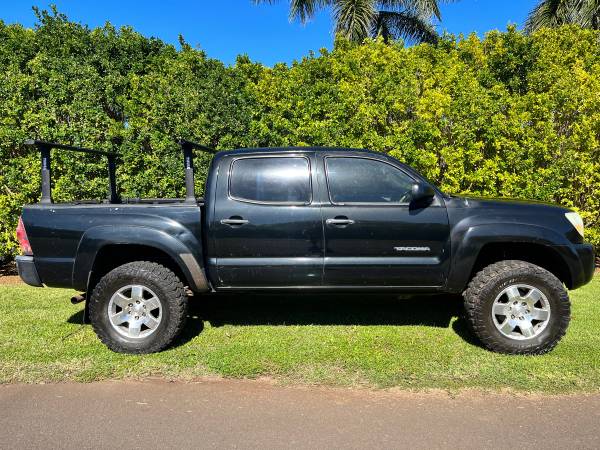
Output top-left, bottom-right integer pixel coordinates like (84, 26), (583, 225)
(16, 216), (33, 255)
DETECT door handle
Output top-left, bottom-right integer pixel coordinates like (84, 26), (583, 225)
(326, 217), (355, 226)
(220, 218), (249, 226)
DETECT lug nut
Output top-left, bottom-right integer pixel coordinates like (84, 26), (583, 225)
(128, 303), (133, 307)
(511, 315), (515, 319)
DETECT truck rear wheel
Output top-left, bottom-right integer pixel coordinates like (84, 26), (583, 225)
(89, 261), (187, 354)
(464, 260), (570, 355)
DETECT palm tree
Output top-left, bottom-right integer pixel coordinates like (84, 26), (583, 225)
(525, 0), (600, 33)
(254, 0), (453, 44)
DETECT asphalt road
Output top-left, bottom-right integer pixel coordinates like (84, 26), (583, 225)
(1, 380), (599, 449)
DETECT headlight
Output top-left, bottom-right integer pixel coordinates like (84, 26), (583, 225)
(565, 212), (584, 237)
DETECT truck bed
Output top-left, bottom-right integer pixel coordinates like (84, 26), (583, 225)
(21, 201), (205, 290)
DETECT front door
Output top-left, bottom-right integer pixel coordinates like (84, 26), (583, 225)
(320, 154), (450, 287)
(212, 152), (323, 287)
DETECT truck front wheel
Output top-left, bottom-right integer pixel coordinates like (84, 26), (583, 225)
(464, 260), (570, 355)
(89, 261), (188, 354)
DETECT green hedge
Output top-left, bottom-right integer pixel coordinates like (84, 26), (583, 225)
(1, 10), (599, 259)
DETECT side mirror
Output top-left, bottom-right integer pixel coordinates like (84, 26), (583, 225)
(411, 182), (435, 203)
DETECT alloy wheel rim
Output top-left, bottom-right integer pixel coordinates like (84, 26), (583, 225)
(107, 285), (162, 339)
(492, 284), (551, 340)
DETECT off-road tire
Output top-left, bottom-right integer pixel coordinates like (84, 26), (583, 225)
(464, 260), (570, 355)
(89, 261), (187, 354)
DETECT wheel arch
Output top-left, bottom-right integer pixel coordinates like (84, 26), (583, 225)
(73, 226), (210, 293)
(447, 223), (576, 292)
(467, 242), (572, 288)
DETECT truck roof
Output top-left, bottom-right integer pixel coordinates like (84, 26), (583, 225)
(211, 147), (381, 165)
(216, 147), (377, 157)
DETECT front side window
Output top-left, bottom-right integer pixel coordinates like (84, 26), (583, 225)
(229, 157), (311, 204)
(326, 157), (414, 204)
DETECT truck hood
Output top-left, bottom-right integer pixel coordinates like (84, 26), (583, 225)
(446, 195), (572, 214)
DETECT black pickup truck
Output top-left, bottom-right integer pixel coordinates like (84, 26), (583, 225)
(15, 140), (594, 355)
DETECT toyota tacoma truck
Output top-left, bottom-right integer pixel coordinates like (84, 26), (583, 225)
(15, 139), (595, 355)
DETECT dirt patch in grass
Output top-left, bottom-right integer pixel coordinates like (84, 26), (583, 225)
(0, 276), (22, 285)
(0, 260), (17, 276)
(0, 260), (21, 284)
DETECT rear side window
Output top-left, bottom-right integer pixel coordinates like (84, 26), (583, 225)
(326, 157), (415, 204)
(229, 157), (311, 204)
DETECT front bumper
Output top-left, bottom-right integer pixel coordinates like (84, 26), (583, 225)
(571, 243), (595, 290)
(16, 256), (43, 287)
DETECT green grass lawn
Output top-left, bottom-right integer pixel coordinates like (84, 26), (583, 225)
(0, 276), (598, 392)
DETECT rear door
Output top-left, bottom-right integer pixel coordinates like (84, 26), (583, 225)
(319, 152), (450, 287)
(211, 152), (323, 287)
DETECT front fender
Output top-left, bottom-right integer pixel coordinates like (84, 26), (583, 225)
(73, 225), (209, 292)
(446, 222), (574, 292)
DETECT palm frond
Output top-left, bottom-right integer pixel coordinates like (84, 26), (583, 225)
(290, 0), (335, 22)
(576, 0), (600, 28)
(254, 0), (447, 43)
(333, 0), (378, 42)
(525, 0), (579, 32)
(377, 0), (456, 20)
(253, 0), (334, 23)
(374, 10), (439, 43)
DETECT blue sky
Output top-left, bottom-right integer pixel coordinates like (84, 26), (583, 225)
(2, 1), (538, 66)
